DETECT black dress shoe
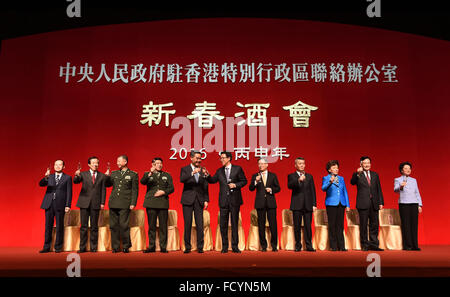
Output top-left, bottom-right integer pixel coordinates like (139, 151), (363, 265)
(370, 247), (384, 251)
(221, 249), (228, 253)
(339, 248), (348, 252)
(143, 248), (155, 253)
(330, 248), (338, 251)
(77, 249), (87, 253)
(39, 249), (50, 253)
(272, 248), (278, 252)
(112, 249), (119, 253)
(54, 249), (62, 253)
(295, 248), (301, 252)
(90, 249), (97, 253)
(160, 249), (168, 253)
(184, 249), (191, 254)
(261, 248), (267, 252)
(306, 248), (316, 252)
(362, 247), (369, 251)
(197, 249), (204, 253)
(122, 248), (129, 253)
(411, 247), (421, 251)
(402, 247), (412, 251)
(232, 248), (241, 253)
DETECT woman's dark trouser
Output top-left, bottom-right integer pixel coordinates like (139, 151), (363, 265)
(399, 203), (419, 249)
(326, 203), (346, 250)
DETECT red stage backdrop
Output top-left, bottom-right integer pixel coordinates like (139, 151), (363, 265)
(1, 18), (449, 246)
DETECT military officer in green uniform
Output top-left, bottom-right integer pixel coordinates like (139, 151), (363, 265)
(141, 157), (174, 253)
(105, 155), (139, 253)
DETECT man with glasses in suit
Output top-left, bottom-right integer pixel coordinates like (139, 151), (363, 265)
(180, 151), (209, 254)
(39, 159), (72, 253)
(249, 158), (281, 252)
(204, 151), (247, 253)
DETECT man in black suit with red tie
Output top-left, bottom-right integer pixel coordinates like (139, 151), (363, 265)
(350, 156), (384, 251)
(180, 151), (209, 253)
(249, 158), (280, 252)
(39, 160), (72, 253)
(204, 151), (247, 253)
(73, 156), (106, 253)
(287, 157), (317, 252)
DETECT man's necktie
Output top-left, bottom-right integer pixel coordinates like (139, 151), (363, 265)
(92, 173), (96, 184)
(55, 175), (60, 185)
(262, 172), (267, 186)
(365, 172), (371, 185)
(225, 167), (230, 181)
(194, 169), (199, 183)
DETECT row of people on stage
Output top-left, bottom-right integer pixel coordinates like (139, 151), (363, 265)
(38, 152), (423, 254)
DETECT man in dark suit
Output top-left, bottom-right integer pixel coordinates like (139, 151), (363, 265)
(350, 156), (384, 251)
(204, 151), (247, 253)
(141, 157), (174, 253)
(287, 157), (317, 252)
(180, 151), (209, 254)
(105, 155), (139, 253)
(73, 156), (106, 253)
(249, 158), (280, 252)
(39, 159), (72, 253)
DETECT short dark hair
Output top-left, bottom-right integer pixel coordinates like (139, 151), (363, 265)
(88, 156), (99, 164)
(118, 155), (128, 162)
(55, 159), (65, 166)
(152, 157), (163, 163)
(399, 162), (412, 174)
(326, 160), (339, 171)
(190, 150), (201, 157)
(295, 157), (305, 162)
(220, 151), (232, 159)
(360, 156), (371, 162)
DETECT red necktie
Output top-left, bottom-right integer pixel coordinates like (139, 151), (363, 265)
(365, 172), (371, 185)
(92, 172), (96, 184)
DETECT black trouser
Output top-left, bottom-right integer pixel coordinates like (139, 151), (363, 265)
(109, 208), (131, 250)
(326, 203), (346, 250)
(80, 204), (100, 250)
(43, 199), (65, 250)
(182, 198), (204, 251)
(146, 208), (168, 250)
(293, 209), (313, 250)
(399, 203), (419, 249)
(257, 207), (277, 249)
(220, 204), (240, 250)
(358, 206), (380, 249)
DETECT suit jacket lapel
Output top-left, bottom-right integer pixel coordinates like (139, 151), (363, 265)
(268, 171), (273, 187)
(220, 166), (226, 183)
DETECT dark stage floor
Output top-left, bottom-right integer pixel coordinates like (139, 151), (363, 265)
(1, 246), (449, 277)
